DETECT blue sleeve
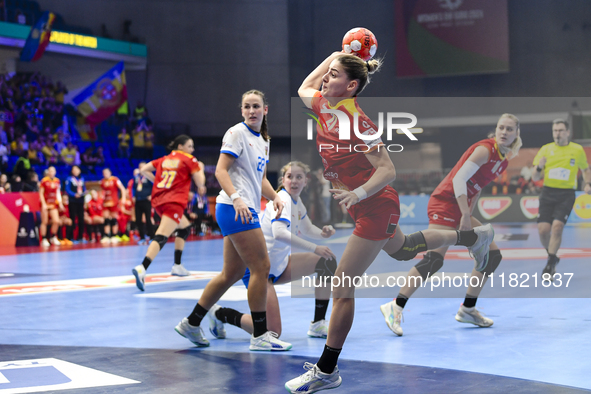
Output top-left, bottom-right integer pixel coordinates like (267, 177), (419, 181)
(64, 177), (76, 197)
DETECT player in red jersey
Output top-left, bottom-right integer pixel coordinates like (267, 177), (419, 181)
(85, 189), (105, 242)
(100, 168), (127, 244)
(132, 134), (205, 291)
(117, 192), (133, 242)
(39, 166), (64, 247)
(380, 114), (523, 336)
(286, 52), (495, 393)
(58, 193), (73, 245)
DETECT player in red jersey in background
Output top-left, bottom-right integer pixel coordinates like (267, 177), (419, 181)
(100, 168), (127, 244)
(58, 193), (73, 245)
(117, 192), (133, 242)
(39, 166), (64, 247)
(85, 189), (105, 243)
(285, 52), (495, 393)
(132, 134), (205, 291)
(380, 114), (523, 336)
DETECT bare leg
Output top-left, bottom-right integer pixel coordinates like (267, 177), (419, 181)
(537, 222), (551, 251)
(548, 220), (565, 255)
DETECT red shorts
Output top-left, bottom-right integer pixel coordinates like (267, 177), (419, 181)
(427, 194), (461, 228)
(154, 203), (185, 224)
(348, 186), (400, 241)
(103, 204), (119, 214)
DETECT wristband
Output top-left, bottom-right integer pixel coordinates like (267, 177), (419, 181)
(230, 193), (240, 201)
(352, 186), (367, 201)
(536, 166), (542, 172)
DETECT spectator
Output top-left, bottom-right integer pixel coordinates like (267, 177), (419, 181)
(144, 124), (154, 159)
(132, 125), (145, 158)
(187, 185), (219, 235)
(61, 142), (77, 165)
(118, 128), (130, 158)
(54, 132), (66, 153)
(22, 171), (39, 192)
(81, 147), (98, 171)
(27, 140), (41, 164)
(0, 173), (10, 193)
(93, 146), (105, 165)
(11, 134), (27, 156)
(41, 139), (59, 165)
(13, 152), (31, 181)
(133, 100), (147, 121)
(0, 127), (7, 145)
(0, 138), (9, 172)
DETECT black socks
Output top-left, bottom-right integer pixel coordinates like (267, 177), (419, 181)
(141, 257), (152, 270)
(174, 249), (182, 265)
(395, 294), (408, 309)
(317, 345), (342, 374)
(251, 311), (267, 338)
(215, 307), (244, 328)
(314, 299), (330, 323)
(455, 230), (477, 247)
(188, 303), (208, 327)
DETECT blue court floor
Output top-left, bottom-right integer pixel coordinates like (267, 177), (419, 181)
(1, 222), (590, 393)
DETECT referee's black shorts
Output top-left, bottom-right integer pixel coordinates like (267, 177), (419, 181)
(537, 186), (576, 224)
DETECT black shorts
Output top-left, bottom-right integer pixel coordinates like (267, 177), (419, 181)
(537, 187), (576, 224)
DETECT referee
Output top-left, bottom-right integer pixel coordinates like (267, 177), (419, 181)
(532, 119), (591, 279)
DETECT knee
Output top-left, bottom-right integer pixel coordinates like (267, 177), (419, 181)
(221, 269), (245, 284)
(389, 232), (428, 261)
(551, 222), (565, 233)
(414, 251), (444, 280)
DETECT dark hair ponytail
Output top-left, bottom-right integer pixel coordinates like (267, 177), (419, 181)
(241, 89), (270, 142)
(167, 134), (192, 151)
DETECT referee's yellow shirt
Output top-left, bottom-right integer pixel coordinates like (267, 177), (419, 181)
(533, 142), (589, 189)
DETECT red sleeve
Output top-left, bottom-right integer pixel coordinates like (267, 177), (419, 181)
(151, 157), (163, 170)
(188, 156), (200, 174)
(311, 91), (323, 114)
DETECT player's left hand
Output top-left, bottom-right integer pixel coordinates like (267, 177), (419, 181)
(330, 189), (359, 209)
(584, 183), (591, 194)
(272, 196), (284, 219)
(321, 225), (335, 238)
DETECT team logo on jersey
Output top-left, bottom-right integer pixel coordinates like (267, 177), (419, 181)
(477, 197), (512, 220)
(519, 196), (539, 219)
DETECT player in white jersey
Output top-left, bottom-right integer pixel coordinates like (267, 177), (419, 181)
(175, 90), (291, 352)
(208, 161), (337, 341)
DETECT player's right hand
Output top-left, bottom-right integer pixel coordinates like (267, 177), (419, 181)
(314, 245), (336, 260)
(538, 156), (547, 168)
(233, 197), (252, 224)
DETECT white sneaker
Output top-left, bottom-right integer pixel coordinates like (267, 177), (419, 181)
(110, 236), (120, 244)
(285, 363), (342, 393)
(307, 319), (328, 338)
(455, 304), (493, 327)
(468, 224), (495, 271)
(249, 331), (292, 351)
(132, 265), (146, 291)
(100, 237), (111, 244)
(380, 301), (403, 336)
(207, 304), (226, 339)
(171, 264), (190, 277)
(50, 236), (61, 246)
(41, 238), (50, 247)
(175, 318), (210, 347)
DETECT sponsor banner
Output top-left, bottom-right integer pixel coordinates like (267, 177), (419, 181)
(395, 0), (509, 77)
(572, 192), (591, 221)
(0, 193), (41, 247)
(398, 194), (430, 224)
(0, 358), (138, 393)
(477, 196), (512, 220)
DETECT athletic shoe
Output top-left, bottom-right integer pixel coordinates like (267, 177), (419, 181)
(50, 236), (61, 246)
(138, 239), (147, 245)
(100, 237), (111, 244)
(468, 224), (495, 271)
(121, 234), (130, 242)
(132, 265), (146, 291)
(61, 238), (73, 246)
(249, 331), (292, 351)
(285, 363), (342, 393)
(455, 304), (493, 327)
(171, 264), (190, 277)
(307, 319), (328, 338)
(542, 257), (559, 281)
(380, 301), (403, 336)
(71, 240), (80, 245)
(110, 236), (121, 244)
(41, 238), (50, 247)
(174, 318), (210, 347)
(207, 304), (226, 339)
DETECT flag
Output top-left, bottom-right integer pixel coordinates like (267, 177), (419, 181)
(72, 61), (128, 126)
(20, 11), (56, 62)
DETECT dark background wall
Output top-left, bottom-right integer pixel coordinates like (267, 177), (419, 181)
(35, 0), (591, 145)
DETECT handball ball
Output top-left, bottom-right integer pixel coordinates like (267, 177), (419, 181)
(342, 27), (377, 61)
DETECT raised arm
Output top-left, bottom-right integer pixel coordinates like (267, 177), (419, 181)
(298, 51), (342, 108)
